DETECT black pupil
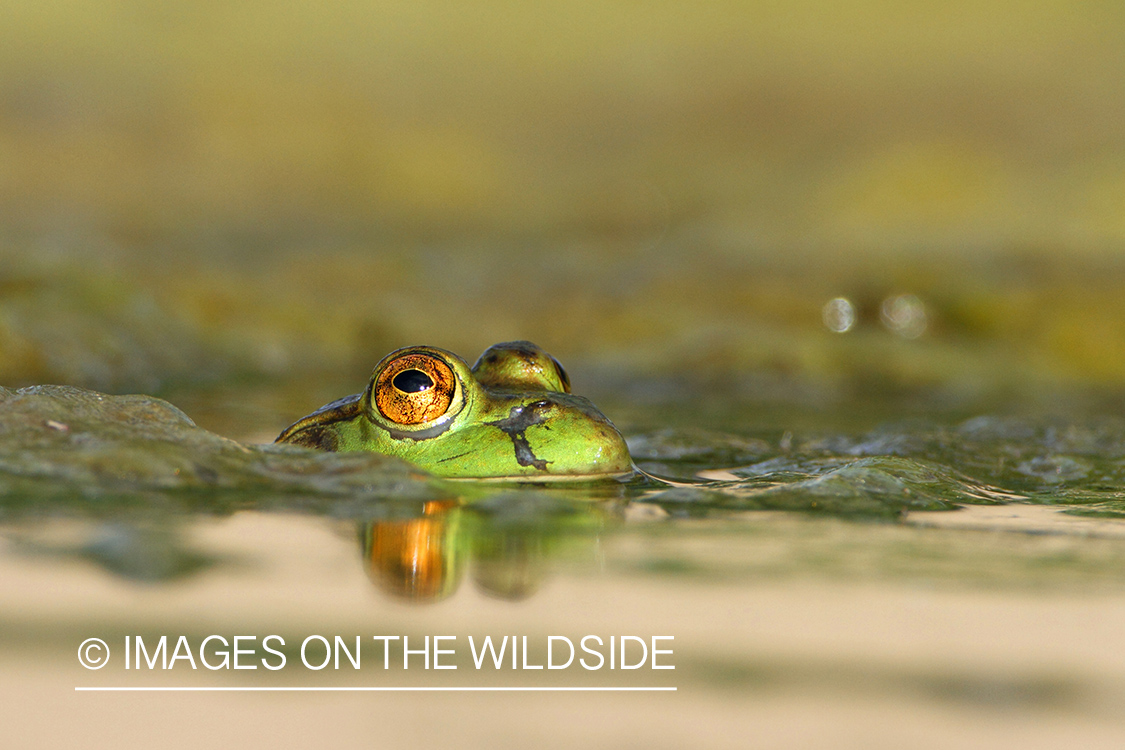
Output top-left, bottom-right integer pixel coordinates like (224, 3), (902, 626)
(393, 369), (434, 393)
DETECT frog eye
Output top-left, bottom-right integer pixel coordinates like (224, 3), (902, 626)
(373, 353), (457, 425)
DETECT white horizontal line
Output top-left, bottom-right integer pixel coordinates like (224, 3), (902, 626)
(75, 686), (676, 692)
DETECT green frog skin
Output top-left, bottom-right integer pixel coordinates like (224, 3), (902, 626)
(276, 341), (633, 480)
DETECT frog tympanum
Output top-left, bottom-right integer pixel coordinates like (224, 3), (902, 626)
(276, 341), (632, 480)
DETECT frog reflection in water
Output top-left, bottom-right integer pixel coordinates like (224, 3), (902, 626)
(276, 341), (633, 480)
(362, 501), (467, 601)
(360, 499), (602, 602)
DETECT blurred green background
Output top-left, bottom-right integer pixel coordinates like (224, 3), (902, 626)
(2, 0), (1125, 437)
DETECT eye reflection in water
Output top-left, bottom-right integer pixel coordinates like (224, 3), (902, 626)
(360, 500), (465, 601)
(358, 491), (622, 603)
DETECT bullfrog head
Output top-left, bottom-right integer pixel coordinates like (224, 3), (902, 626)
(275, 341), (633, 480)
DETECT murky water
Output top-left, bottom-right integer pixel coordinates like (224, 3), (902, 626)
(6, 1), (1125, 745)
(4, 382), (1125, 749)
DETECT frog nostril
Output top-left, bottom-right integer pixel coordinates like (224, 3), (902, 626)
(550, 356), (571, 393)
(393, 369), (434, 393)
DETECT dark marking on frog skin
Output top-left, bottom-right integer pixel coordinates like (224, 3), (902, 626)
(306, 393), (362, 419)
(275, 394), (360, 447)
(485, 401), (552, 471)
(284, 425), (340, 451)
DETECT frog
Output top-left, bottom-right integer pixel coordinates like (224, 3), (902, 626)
(275, 341), (633, 480)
